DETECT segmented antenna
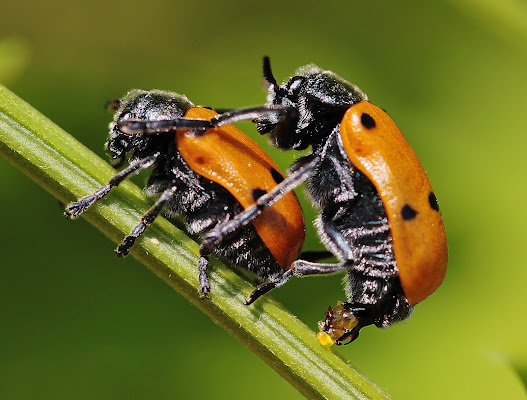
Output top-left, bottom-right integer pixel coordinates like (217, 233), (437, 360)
(263, 56), (280, 93)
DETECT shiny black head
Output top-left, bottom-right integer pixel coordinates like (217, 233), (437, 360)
(256, 57), (368, 151)
(106, 89), (193, 167)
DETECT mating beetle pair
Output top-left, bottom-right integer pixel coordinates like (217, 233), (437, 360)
(65, 57), (447, 345)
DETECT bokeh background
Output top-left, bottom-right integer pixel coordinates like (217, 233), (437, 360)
(1, 1), (527, 399)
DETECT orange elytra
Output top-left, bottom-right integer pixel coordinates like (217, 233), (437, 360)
(179, 107), (305, 270)
(340, 101), (448, 304)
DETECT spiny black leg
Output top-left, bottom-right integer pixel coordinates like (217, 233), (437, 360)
(245, 269), (293, 305)
(115, 185), (177, 257)
(118, 119), (212, 135)
(197, 255), (210, 299)
(64, 183), (112, 219)
(64, 153), (160, 219)
(200, 155), (321, 253)
(198, 242), (213, 299)
(210, 106), (293, 128)
(116, 106), (293, 136)
(291, 260), (347, 276)
(317, 215), (357, 262)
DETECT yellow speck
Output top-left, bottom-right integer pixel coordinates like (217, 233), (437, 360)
(151, 238), (160, 245)
(317, 331), (334, 348)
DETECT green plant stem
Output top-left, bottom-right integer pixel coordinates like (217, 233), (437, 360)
(0, 84), (390, 400)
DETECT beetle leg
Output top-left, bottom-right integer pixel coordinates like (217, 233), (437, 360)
(116, 106), (294, 136)
(64, 152), (160, 219)
(197, 255), (210, 299)
(291, 216), (357, 276)
(245, 269), (293, 305)
(209, 105), (294, 128)
(200, 155), (321, 253)
(116, 185), (178, 257)
(291, 260), (348, 276)
(316, 214), (358, 262)
(118, 119), (212, 135)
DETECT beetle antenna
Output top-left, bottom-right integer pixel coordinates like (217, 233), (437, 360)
(263, 56), (280, 93)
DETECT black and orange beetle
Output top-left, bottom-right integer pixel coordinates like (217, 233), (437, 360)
(202, 58), (448, 343)
(65, 89), (305, 301)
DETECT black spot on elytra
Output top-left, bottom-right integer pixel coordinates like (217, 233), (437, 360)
(252, 188), (267, 201)
(361, 113), (376, 129)
(401, 204), (418, 220)
(195, 156), (206, 165)
(429, 192), (440, 211)
(270, 168), (284, 184)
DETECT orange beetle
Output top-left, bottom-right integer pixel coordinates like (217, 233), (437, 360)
(65, 89), (305, 302)
(340, 102), (447, 306)
(205, 57), (447, 343)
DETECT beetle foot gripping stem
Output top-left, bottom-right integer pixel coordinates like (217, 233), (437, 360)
(198, 255), (210, 299)
(64, 184), (111, 219)
(245, 269), (293, 305)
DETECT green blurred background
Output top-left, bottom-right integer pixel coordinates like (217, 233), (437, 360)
(1, 1), (527, 399)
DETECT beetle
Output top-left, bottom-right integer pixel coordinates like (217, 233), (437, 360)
(201, 58), (448, 343)
(64, 89), (305, 301)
